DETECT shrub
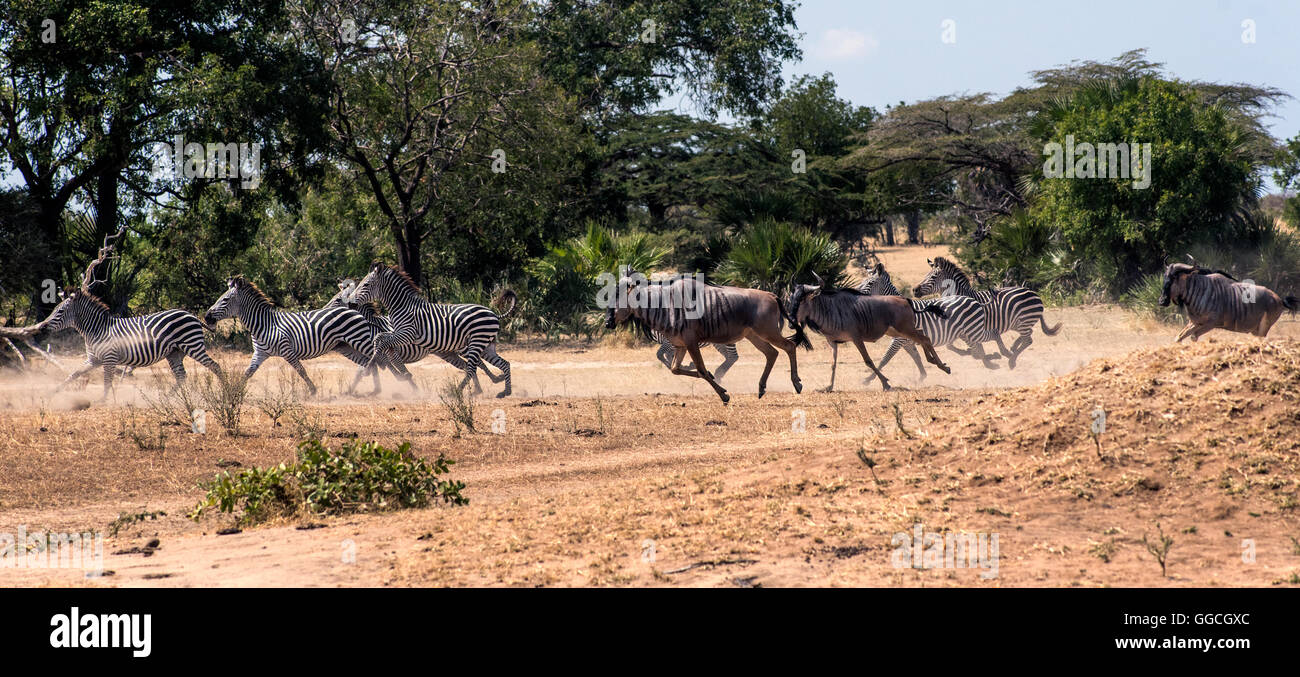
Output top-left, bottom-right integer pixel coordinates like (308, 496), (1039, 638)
(713, 219), (847, 293)
(190, 438), (467, 525)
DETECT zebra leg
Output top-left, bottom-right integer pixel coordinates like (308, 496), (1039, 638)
(187, 345), (225, 381)
(483, 342), (511, 398)
(962, 339), (1001, 370)
(1174, 322), (1198, 343)
(898, 340), (926, 381)
(285, 358), (318, 396)
(712, 344), (738, 383)
(851, 339), (891, 391)
(167, 351), (188, 389)
(457, 343), (488, 395)
(991, 332), (1016, 367)
(243, 351), (269, 384)
(656, 341), (675, 370)
(820, 340), (839, 393)
(55, 360), (98, 393)
(744, 336), (777, 398)
(1007, 328), (1034, 366)
(100, 364), (118, 401)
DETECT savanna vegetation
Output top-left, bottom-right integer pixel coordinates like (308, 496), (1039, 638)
(1, 0), (1297, 360)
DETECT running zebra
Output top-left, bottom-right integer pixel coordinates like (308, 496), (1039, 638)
(858, 262), (1000, 381)
(1159, 260), (1298, 340)
(204, 276), (413, 396)
(324, 279), (511, 393)
(348, 263), (513, 398)
(652, 330), (739, 381)
(914, 257), (1060, 368)
(44, 286), (222, 399)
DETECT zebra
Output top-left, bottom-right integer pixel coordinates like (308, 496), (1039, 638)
(652, 330), (739, 382)
(204, 275), (413, 396)
(605, 270), (805, 403)
(858, 262), (1000, 382)
(43, 286), (222, 399)
(1159, 260), (1298, 340)
(324, 279), (512, 393)
(347, 262), (513, 398)
(789, 274), (950, 392)
(913, 257), (1061, 369)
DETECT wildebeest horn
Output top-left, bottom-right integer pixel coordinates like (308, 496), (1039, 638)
(1185, 254), (1196, 266)
(811, 271), (824, 287)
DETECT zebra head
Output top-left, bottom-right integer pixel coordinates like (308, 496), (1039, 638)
(914, 257), (961, 297)
(859, 262), (894, 295)
(1159, 263), (1197, 307)
(352, 262), (410, 308)
(205, 277), (246, 326)
(43, 287), (84, 332)
(327, 278), (358, 308)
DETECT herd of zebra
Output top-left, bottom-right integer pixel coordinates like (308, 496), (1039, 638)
(21, 254), (1297, 405)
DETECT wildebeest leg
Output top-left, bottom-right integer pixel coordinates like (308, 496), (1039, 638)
(686, 343), (728, 403)
(746, 336), (777, 397)
(712, 344), (738, 382)
(820, 340), (839, 393)
(755, 328), (802, 395)
(1256, 308), (1282, 337)
(852, 339), (891, 391)
(669, 345), (730, 403)
(1188, 323), (1216, 342)
(890, 328), (951, 374)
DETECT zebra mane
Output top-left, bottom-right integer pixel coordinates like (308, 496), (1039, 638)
(932, 257), (972, 287)
(230, 275), (275, 308)
(67, 287), (111, 313)
(383, 265), (422, 296)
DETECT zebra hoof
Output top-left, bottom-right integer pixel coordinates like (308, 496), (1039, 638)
(496, 390), (510, 399)
(880, 381), (892, 391)
(938, 364), (951, 374)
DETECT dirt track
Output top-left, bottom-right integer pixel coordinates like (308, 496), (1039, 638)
(3, 246), (1299, 587)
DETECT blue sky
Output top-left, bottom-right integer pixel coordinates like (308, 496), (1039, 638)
(670, 0), (1297, 189)
(785, 0), (1297, 138)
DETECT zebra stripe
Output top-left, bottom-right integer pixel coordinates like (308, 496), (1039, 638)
(351, 264), (511, 398)
(324, 281), (506, 392)
(45, 288), (222, 398)
(858, 265), (999, 380)
(205, 276), (411, 395)
(914, 257), (1060, 368)
(650, 329), (739, 382)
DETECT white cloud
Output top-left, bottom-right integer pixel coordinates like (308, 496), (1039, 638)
(816, 29), (879, 60)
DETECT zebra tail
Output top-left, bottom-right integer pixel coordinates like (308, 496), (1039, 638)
(493, 289), (518, 318)
(1040, 315), (1063, 335)
(777, 295), (812, 350)
(912, 300), (948, 319)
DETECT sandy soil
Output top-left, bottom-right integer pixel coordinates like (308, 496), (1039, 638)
(2, 245), (1298, 587)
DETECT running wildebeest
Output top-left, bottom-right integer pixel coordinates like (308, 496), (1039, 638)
(1159, 258), (1298, 341)
(604, 271), (807, 404)
(789, 273), (951, 392)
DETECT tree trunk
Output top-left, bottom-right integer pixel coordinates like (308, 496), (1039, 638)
(93, 172), (121, 310)
(883, 216), (896, 246)
(905, 210), (921, 245)
(33, 198), (64, 320)
(398, 223), (423, 288)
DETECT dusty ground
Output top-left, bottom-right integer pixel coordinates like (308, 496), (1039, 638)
(2, 246), (1298, 587)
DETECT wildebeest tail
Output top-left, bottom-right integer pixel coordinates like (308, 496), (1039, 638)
(492, 289), (517, 318)
(777, 295), (812, 350)
(910, 299), (948, 319)
(1284, 296), (1299, 314)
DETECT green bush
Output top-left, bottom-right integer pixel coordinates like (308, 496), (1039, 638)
(1120, 272), (1183, 325)
(190, 438), (467, 525)
(714, 219), (847, 293)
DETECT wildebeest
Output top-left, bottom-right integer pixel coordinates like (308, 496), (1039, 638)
(1159, 260), (1298, 341)
(604, 272), (806, 403)
(789, 275), (952, 392)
